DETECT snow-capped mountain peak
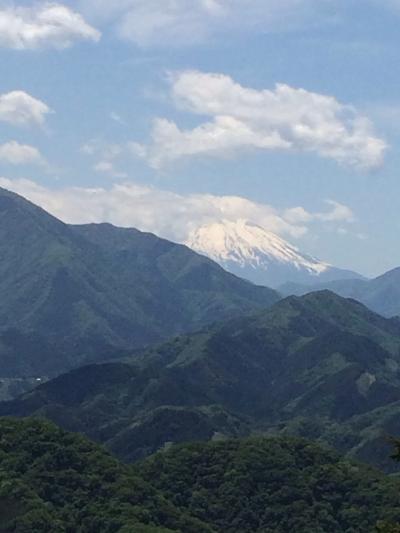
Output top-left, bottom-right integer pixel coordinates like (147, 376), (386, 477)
(186, 219), (329, 273)
(185, 219), (358, 288)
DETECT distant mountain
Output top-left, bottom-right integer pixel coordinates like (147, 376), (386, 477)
(5, 291), (400, 471)
(0, 187), (279, 378)
(3, 417), (400, 533)
(281, 267), (400, 317)
(185, 219), (362, 288)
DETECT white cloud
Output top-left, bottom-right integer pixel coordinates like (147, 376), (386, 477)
(94, 161), (114, 173)
(93, 160), (128, 178)
(0, 3), (101, 50)
(318, 200), (355, 223)
(81, 139), (127, 177)
(140, 116), (289, 168)
(135, 71), (387, 171)
(81, 139), (122, 159)
(0, 141), (45, 165)
(0, 91), (51, 127)
(284, 200), (354, 224)
(0, 178), (354, 245)
(79, 0), (322, 46)
(283, 206), (314, 224)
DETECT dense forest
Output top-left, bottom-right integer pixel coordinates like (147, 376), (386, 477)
(0, 418), (210, 532)
(138, 437), (400, 533)
(1, 418), (400, 532)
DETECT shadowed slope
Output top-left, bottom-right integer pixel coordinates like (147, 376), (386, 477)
(4, 292), (400, 470)
(0, 187), (279, 377)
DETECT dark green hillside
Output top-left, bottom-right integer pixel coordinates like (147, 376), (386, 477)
(138, 436), (400, 533)
(1, 418), (400, 533)
(73, 222), (278, 330)
(0, 187), (278, 378)
(5, 291), (400, 470)
(0, 417), (211, 533)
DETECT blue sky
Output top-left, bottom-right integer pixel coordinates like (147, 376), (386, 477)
(0, 0), (399, 277)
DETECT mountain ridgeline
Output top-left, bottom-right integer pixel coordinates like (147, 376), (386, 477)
(0, 187), (278, 378)
(281, 267), (400, 318)
(5, 290), (400, 472)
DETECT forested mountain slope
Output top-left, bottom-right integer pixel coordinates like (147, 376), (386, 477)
(0, 187), (278, 378)
(138, 436), (400, 533)
(0, 417), (210, 532)
(4, 291), (400, 471)
(1, 417), (400, 533)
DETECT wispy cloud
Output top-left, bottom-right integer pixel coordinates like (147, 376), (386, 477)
(79, 0), (323, 46)
(93, 160), (128, 179)
(110, 111), (126, 125)
(0, 3), (101, 50)
(284, 200), (355, 224)
(81, 139), (127, 178)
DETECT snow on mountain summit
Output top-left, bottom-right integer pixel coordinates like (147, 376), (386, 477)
(186, 219), (329, 273)
(185, 220), (359, 288)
